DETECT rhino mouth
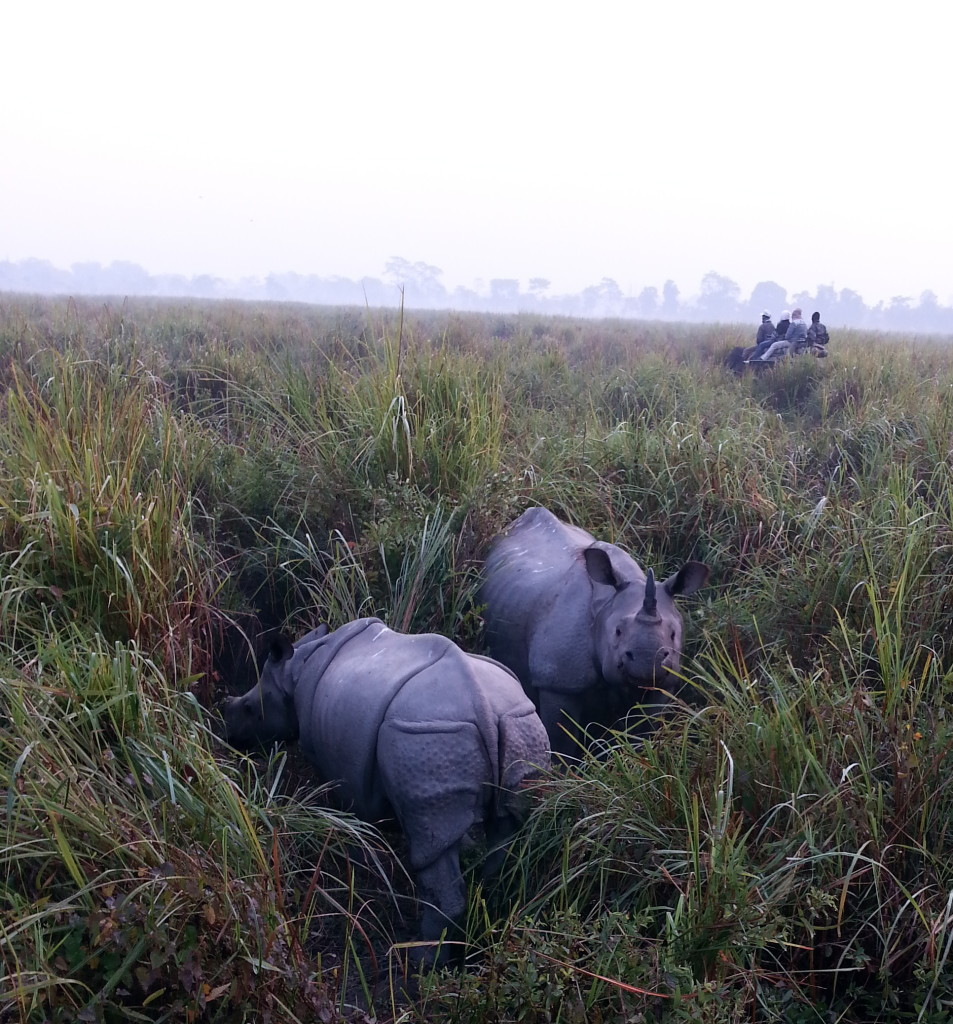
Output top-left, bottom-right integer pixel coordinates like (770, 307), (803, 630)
(220, 698), (299, 750)
(618, 651), (679, 675)
(618, 674), (674, 691)
(616, 661), (677, 689)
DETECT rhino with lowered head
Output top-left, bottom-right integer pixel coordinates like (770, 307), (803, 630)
(480, 507), (709, 756)
(222, 617), (549, 959)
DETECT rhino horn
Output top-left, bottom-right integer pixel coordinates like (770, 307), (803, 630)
(642, 569), (658, 617)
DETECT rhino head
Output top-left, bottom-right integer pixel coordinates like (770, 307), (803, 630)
(222, 633), (301, 750)
(584, 547), (709, 690)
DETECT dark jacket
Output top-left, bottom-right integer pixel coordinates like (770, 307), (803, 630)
(807, 321), (830, 345)
(774, 318), (791, 340)
(756, 319), (776, 345)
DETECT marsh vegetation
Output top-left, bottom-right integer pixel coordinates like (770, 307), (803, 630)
(2, 295), (953, 1022)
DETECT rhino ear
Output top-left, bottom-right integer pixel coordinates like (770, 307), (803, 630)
(267, 633), (296, 663)
(584, 546), (626, 589)
(663, 561), (710, 598)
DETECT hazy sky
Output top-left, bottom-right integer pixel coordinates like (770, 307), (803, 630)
(3, 1), (948, 305)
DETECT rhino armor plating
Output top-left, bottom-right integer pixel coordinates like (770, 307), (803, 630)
(223, 617), (549, 958)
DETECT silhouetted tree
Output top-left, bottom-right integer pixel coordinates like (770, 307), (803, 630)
(838, 288), (867, 325)
(885, 296), (914, 331)
(580, 278), (623, 316)
(528, 278), (550, 297)
(747, 281), (789, 321)
(71, 262), (107, 293)
(265, 274), (289, 301)
(813, 284), (837, 319)
(105, 261), (154, 296)
(917, 291), (953, 333)
(698, 272), (741, 321)
(450, 285), (481, 310)
(661, 279), (680, 317)
(489, 279), (521, 311)
(384, 258), (447, 307)
(636, 286), (659, 317)
(188, 274), (222, 298)
(12, 259), (69, 293)
(358, 276), (389, 306)
(913, 290), (940, 332)
(154, 274), (192, 297)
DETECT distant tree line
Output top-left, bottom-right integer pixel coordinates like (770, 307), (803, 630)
(2, 257), (951, 334)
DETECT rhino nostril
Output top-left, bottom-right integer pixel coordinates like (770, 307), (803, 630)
(659, 650), (678, 670)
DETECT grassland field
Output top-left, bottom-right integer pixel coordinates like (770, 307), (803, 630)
(3, 294), (953, 1023)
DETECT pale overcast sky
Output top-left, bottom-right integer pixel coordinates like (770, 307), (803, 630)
(2, 1), (948, 305)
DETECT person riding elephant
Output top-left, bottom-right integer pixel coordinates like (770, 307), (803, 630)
(747, 311), (778, 360)
(806, 311), (830, 348)
(784, 308), (809, 351)
(756, 308), (808, 361)
(756, 311), (776, 347)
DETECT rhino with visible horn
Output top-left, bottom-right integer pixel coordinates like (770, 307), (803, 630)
(222, 617), (549, 959)
(480, 507), (709, 756)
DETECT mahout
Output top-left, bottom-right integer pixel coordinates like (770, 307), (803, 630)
(480, 506), (709, 757)
(222, 617), (549, 961)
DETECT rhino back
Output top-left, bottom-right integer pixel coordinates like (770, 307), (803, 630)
(388, 648), (543, 787)
(377, 650), (548, 859)
(295, 623), (504, 820)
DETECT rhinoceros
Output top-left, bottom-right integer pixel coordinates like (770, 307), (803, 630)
(222, 617), (549, 958)
(480, 507), (709, 756)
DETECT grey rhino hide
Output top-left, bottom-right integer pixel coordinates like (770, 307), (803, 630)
(480, 506), (709, 756)
(223, 617), (549, 957)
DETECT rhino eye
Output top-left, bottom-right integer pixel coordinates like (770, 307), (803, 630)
(615, 626), (623, 639)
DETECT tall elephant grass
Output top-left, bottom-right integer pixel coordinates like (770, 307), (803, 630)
(0, 335), (402, 1022)
(0, 352), (224, 686)
(0, 626), (397, 1023)
(4, 294), (953, 1020)
(259, 501), (481, 641)
(434, 560), (953, 1023)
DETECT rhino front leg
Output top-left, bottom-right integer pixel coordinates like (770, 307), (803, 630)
(538, 689), (585, 759)
(481, 811), (521, 879)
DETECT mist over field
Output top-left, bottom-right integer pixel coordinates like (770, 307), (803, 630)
(4, 5), (950, 342)
(3, 256), (953, 335)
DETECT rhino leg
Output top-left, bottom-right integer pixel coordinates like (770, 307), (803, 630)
(538, 689), (586, 759)
(616, 685), (671, 737)
(481, 811), (522, 880)
(377, 719), (491, 957)
(415, 848), (466, 953)
(486, 705), (548, 873)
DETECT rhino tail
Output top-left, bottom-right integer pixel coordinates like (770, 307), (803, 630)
(498, 707), (550, 819)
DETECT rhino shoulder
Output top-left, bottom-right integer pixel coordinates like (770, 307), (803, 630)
(297, 617), (383, 672)
(506, 505), (561, 534)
